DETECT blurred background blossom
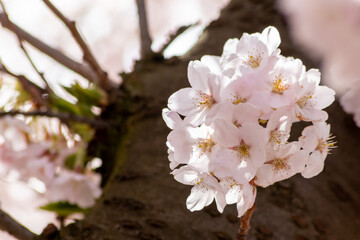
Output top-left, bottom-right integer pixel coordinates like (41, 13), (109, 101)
(0, 0), (229, 238)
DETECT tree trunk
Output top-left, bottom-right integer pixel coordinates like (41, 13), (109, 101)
(57, 0), (360, 239)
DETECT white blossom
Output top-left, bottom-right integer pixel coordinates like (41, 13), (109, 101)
(163, 26), (335, 218)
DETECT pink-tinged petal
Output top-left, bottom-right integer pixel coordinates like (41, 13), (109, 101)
(200, 55), (222, 75)
(299, 125), (318, 151)
(162, 108), (183, 130)
(301, 151), (325, 178)
(313, 86), (335, 109)
(168, 88), (199, 116)
(240, 122), (268, 146)
(255, 164), (274, 187)
(188, 60), (212, 92)
(186, 184), (215, 211)
(305, 69), (321, 86)
(185, 108), (208, 126)
(313, 121), (331, 139)
(172, 168), (199, 185)
(288, 150), (308, 174)
(212, 118), (239, 147)
(295, 106), (328, 122)
(233, 103), (262, 124)
(261, 26), (281, 53)
(222, 38), (239, 62)
(249, 146), (266, 168)
(215, 190), (227, 213)
(236, 183), (255, 217)
(167, 128), (192, 165)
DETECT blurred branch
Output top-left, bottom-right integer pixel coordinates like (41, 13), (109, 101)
(159, 22), (198, 54)
(0, 59), (49, 107)
(0, 110), (110, 128)
(135, 0), (153, 57)
(0, 13), (99, 84)
(0, 208), (38, 240)
(0, 0), (52, 94)
(42, 0), (112, 90)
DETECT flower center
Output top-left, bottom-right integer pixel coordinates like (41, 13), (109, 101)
(272, 74), (289, 94)
(233, 141), (250, 159)
(271, 157), (290, 171)
(269, 130), (289, 147)
(231, 94), (247, 105)
(197, 138), (214, 155)
(297, 93), (313, 108)
(197, 92), (215, 108)
(316, 135), (336, 153)
(192, 177), (204, 185)
(244, 52), (263, 69)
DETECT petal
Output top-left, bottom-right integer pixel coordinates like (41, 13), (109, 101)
(200, 55), (222, 75)
(168, 88), (199, 116)
(301, 151), (325, 178)
(313, 86), (336, 109)
(186, 183), (215, 211)
(261, 26), (281, 53)
(162, 108), (183, 129)
(212, 118), (239, 147)
(172, 167), (199, 185)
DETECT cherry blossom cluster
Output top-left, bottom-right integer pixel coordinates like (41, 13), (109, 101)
(0, 116), (101, 208)
(163, 26), (335, 217)
(278, 0), (360, 127)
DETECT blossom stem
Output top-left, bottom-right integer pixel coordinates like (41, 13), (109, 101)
(236, 204), (256, 240)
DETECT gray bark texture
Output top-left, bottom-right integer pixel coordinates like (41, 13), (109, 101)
(55, 0), (360, 239)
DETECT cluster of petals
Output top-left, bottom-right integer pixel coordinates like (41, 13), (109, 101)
(278, 0), (360, 127)
(0, 116), (102, 208)
(163, 26), (335, 217)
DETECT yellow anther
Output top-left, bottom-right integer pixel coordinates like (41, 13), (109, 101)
(272, 74), (289, 94)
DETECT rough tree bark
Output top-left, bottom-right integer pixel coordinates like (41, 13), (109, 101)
(54, 0), (360, 239)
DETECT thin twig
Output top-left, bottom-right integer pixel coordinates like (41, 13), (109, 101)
(0, 110), (109, 128)
(135, 0), (152, 57)
(159, 23), (198, 54)
(20, 43), (53, 93)
(0, 0), (52, 94)
(42, 0), (110, 89)
(237, 204), (256, 240)
(0, 13), (99, 84)
(0, 208), (38, 240)
(0, 59), (49, 107)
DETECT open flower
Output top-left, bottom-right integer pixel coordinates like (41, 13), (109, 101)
(168, 57), (222, 125)
(255, 142), (307, 187)
(219, 176), (256, 217)
(220, 26), (281, 78)
(172, 166), (226, 212)
(299, 122), (335, 178)
(45, 170), (102, 208)
(293, 69), (335, 122)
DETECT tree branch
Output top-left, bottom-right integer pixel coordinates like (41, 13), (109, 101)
(0, 208), (38, 240)
(0, 0), (52, 94)
(42, 0), (111, 89)
(0, 13), (99, 84)
(0, 59), (49, 107)
(159, 23), (198, 55)
(135, 0), (153, 57)
(0, 110), (109, 128)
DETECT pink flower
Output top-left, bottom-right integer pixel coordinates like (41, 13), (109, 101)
(45, 170), (102, 208)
